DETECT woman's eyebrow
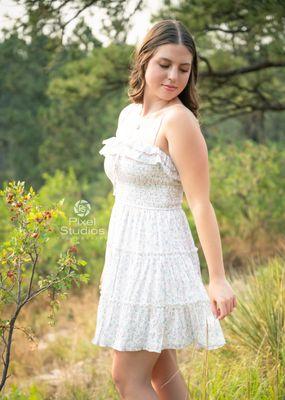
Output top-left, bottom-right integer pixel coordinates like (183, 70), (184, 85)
(158, 57), (191, 66)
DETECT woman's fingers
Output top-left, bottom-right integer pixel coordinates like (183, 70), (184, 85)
(217, 297), (236, 320)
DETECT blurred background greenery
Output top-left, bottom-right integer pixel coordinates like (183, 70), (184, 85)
(0, 0), (284, 398)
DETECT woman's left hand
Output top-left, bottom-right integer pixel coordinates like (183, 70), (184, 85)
(207, 278), (237, 320)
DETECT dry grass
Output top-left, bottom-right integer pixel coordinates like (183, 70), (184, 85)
(1, 256), (284, 399)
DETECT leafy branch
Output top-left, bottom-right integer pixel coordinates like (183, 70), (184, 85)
(0, 180), (89, 392)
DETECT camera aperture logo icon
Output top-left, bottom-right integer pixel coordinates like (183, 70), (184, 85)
(74, 200), (91, 217)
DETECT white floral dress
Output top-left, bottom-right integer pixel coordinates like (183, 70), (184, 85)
(92, 102), (226, 353)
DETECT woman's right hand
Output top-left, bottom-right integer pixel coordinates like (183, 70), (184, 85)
(208, 278), (237, 320)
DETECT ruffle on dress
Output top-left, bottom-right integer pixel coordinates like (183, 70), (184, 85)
(93, 296), (226, 352)
(99, 136), (181, 183)
(93, 246), (226, 352)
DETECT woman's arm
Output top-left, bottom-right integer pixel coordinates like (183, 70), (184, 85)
(165, 108), (237, 320)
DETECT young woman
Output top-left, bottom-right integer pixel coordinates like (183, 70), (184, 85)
(92, 19), (237, 400)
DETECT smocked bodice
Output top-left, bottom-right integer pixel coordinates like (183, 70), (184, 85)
(99, 103), (183, 208)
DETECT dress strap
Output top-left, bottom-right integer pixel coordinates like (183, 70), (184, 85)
(152, 108), (167, 146)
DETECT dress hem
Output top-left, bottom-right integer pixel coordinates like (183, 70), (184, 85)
(91, 338), (226, 354)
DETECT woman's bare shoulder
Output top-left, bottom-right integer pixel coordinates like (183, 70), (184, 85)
(118, 103), (137, 123)
(163, 103), (201, 145)
(165, 103), (199, 124)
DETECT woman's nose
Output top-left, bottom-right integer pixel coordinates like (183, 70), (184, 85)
(168, 68), (178, 81)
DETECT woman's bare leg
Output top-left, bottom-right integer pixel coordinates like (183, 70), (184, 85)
(151, 349), (189, 400)
(111, 349), (161, 400)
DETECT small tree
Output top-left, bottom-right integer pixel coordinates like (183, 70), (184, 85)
(0, 181), (89, 391)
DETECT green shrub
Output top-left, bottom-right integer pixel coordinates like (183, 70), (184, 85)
(224, 256), (285, 366)
(0, 384), (44, 400)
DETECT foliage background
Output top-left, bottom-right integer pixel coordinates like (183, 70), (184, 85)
(0, 0), (284, 398)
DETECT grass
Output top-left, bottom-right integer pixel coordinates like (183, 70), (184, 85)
(1, 256), (284, 399)
(225, 256), (285, 366)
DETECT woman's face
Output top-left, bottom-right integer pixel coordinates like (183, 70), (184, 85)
(144, 43), (193, 101)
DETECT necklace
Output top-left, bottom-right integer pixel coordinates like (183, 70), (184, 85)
(135, 103), (172, 130)
(135, 104), (156, 130)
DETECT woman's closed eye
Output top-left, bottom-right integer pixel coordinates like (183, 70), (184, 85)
(159, 64), (189, 73)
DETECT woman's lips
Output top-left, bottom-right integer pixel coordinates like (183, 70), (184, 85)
(163, 84), (177, 92)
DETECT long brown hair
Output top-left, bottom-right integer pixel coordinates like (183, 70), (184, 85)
(128, 19), (200, 119)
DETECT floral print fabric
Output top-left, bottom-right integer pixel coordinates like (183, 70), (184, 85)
(92, 103), (226, 353)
